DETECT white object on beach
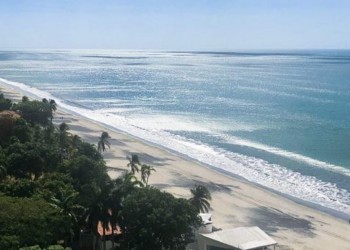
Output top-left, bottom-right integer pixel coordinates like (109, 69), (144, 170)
(198, 213), (213, 234)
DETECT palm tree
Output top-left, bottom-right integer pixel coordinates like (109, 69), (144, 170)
(50, 192), (84, 245)
(42, 98), (57, 120)
(97, 132), (111, 153)
(127, 154), (140, 174)
(49, 99), (57, 113)
(58, 122), (71, 150)
(114, 172), (144, 201)
(121, 172), (144, 188)
(84, 202), (111, 250)
(83, 182), (114, 250)
(189, 185), (212, 213)
(109, 191), (123, 249)
(50, 192), (84, 225)
(140, 164), (155, 186)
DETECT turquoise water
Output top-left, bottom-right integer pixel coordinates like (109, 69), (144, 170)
(0, 50), (349, 216)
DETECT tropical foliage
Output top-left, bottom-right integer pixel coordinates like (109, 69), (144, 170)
(140, 164), (156, 185)
(120, 187), (201, 250)
(0, 195), (71, 249)
(0, 92), (202, 250)
(13, 99), (53, 126)
(127, 153), (141, 174)
(97, 131), (110, 153)
(189, 184), (212, 213)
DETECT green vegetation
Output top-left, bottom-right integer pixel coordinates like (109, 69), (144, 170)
(0, 92), (205, 250)
(0, 93), (12, 111)
(97, 131), (111, 153)
(120, 188), (201, 250)
(127, 153), (141, 174)
(140, 164), (156, 186)
(13, 99), (53, 126)
(189, 184), (212, 213)
(0, 195), (71, 248)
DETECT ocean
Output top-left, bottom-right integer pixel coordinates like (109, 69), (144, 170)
(0, 50), (349, 217)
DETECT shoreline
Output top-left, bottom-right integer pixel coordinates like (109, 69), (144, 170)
(1, 82), (350, 249)
(58, 98), (350, 221)
(1, 77), (349, 220)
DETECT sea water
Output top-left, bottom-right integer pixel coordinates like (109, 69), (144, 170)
(0, 50), (349, 217)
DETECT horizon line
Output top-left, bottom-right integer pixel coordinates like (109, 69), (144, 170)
(1, 48), (350, 52)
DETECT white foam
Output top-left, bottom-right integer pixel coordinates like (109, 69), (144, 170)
(101, 120), (350, 214)
(1, 77), (349, 215)
(74, 98), (126, 104)
(0, 77), (59, 101)
(126, 114), (212, 132)
(119, 129), (350, 214)
(221, 134), (350, 177)
(95, 107), (142, 114)
(120, 113), (265, 133)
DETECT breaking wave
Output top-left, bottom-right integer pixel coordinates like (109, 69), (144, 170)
(1, 77), (349, 216)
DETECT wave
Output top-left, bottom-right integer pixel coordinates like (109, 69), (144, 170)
(1, 77), (349, 215)
(220, 134), (350, 177)
(95, 107), (142, 114)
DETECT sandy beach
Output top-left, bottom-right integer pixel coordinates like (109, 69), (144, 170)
(1, 84), (350, 250)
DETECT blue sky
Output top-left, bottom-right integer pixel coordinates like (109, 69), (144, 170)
(0, 0), (349, 50)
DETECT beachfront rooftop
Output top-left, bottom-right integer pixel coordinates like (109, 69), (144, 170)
(198, 226), (277, 250)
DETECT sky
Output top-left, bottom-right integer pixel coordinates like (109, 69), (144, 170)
(0, 0), (350, 50)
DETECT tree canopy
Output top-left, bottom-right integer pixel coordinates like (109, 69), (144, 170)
(0, 195), (71, 249)
(13, 100), (53, 126)
(0, 91), (203, 250)
(120, 187), (201, 250)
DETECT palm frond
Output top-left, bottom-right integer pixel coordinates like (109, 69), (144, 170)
(189, 184), (212, 213)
